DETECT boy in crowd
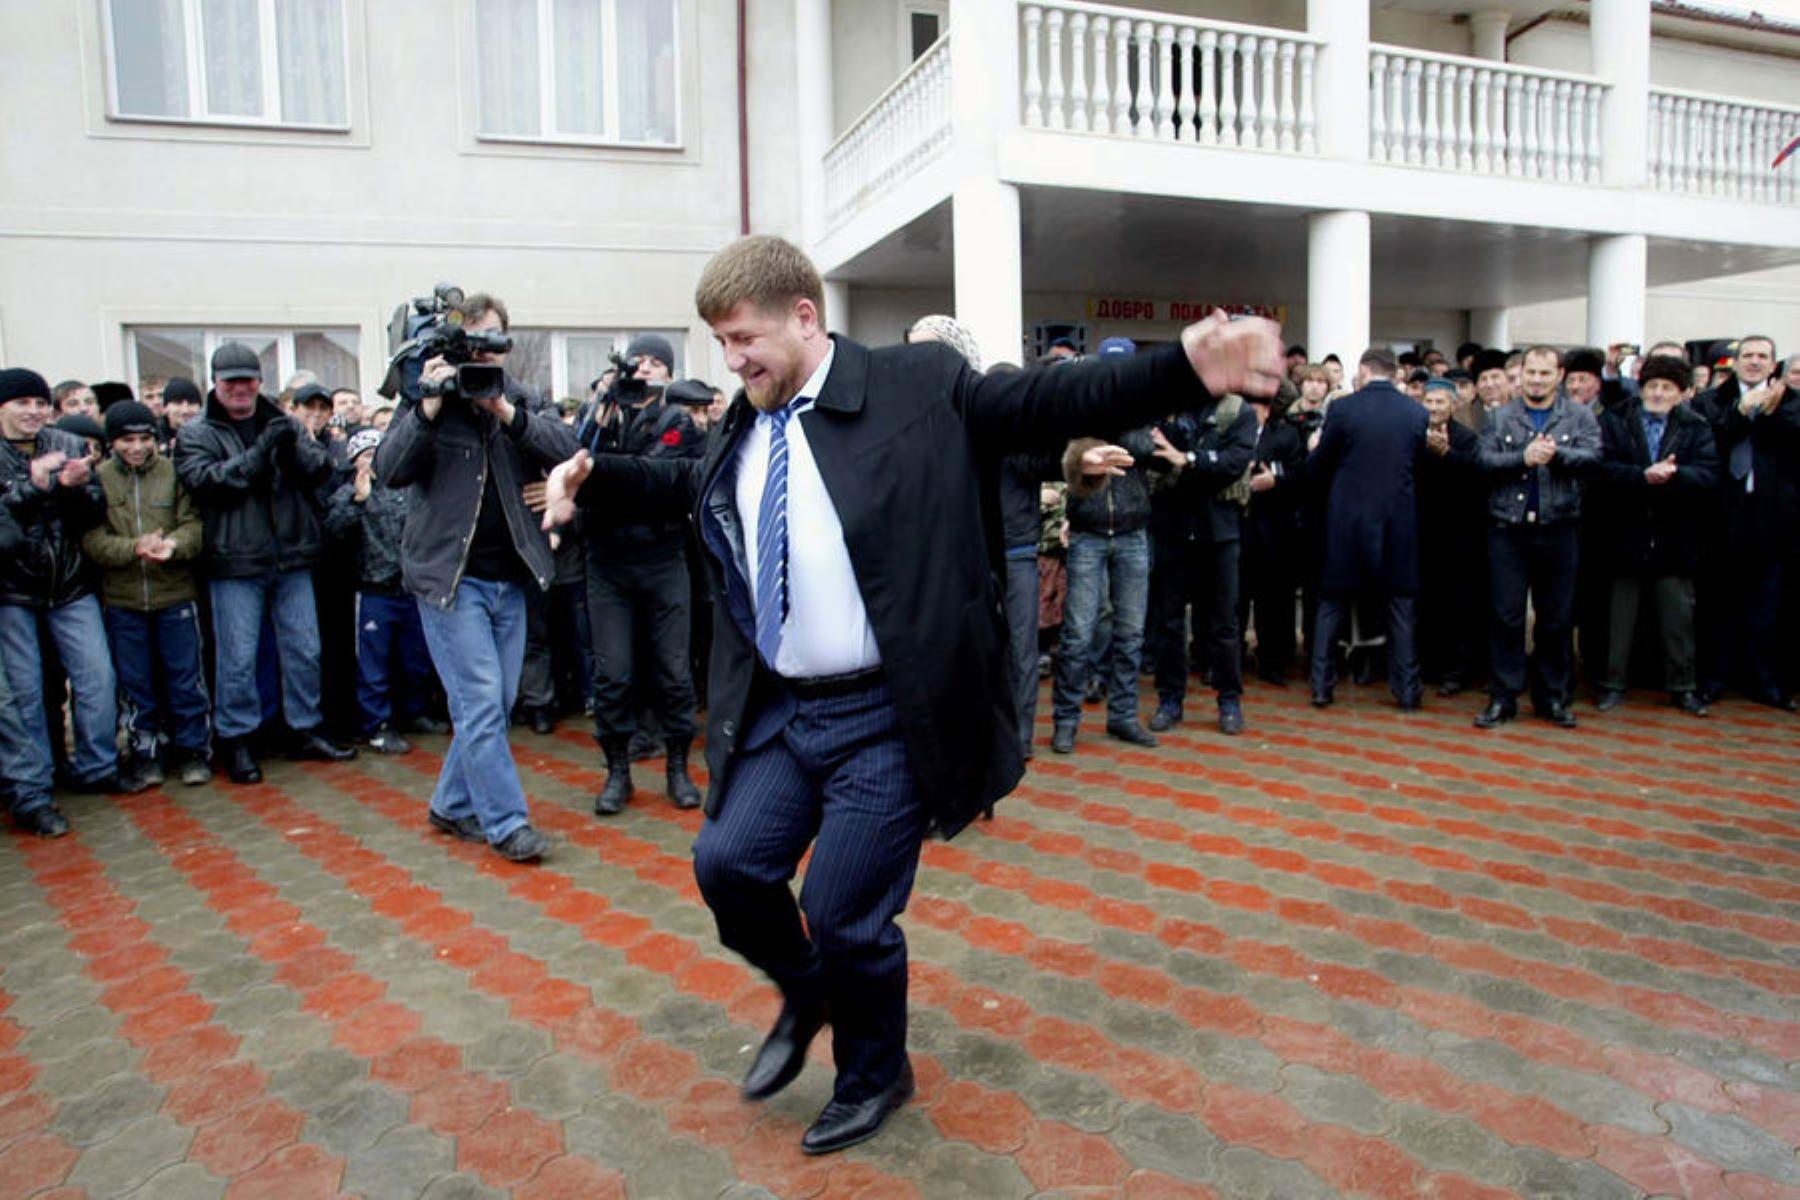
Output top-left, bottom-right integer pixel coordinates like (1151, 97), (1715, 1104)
(326, 429), (437, 754)
(82, 401), (213, 785)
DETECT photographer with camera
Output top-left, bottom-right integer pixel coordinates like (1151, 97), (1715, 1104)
(174, 343), (357, 784)
(575, 335), (706, 816)
(375, 292), (577, 863)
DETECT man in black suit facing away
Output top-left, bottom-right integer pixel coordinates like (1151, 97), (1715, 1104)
(544, 236), (1283, 1154)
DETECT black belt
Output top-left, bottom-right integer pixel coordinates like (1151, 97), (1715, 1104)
(777, 665), (886, 700)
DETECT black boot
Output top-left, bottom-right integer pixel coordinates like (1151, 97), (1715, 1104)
(665, 739), (702, 810)
(594, 736), (633, 816)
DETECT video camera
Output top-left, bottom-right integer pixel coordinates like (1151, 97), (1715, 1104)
(381, 283), (512, 404)
(604, 351), (661, 404)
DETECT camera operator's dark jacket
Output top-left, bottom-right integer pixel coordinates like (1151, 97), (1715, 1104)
(1476, 395), (1602, 526)
(324, 477), (410, 595)
(576, 393), (705, 558)
(1149, 398), (1260, 544)
(375, 377), (579, 608)
(174, 392), (335, 578)
(0, 426), (104, 609)
(1061, 427), (1159, 537)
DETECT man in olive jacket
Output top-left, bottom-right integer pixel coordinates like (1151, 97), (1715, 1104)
(84, 401), (212, 786)
(175, 341), (354, 783)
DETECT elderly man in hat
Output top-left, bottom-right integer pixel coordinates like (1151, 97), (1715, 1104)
(574, 333), (709, 815)
(175, 342), (357, 784)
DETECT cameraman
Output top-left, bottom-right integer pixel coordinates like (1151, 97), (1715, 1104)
(375, 293), (576, 863)
(576, 335), (706, 815)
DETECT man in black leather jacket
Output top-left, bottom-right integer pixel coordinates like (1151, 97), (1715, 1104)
(0, 368), (130, 836)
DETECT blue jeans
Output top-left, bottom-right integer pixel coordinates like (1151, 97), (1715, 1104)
(355, 592), (434, 735)
(0, 596), (118, 798)
(1052, 529), (1150, 728)
(211, 571), (324, 740)
(416, 579), (530, 845)
(105, 603), (211, 759)
(1004, 551), (1039, 755)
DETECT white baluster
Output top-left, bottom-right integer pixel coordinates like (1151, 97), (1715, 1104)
(1199, 30), (1218, 145)
(1736, 107), (1753, 199)
(1404, 57), (1424, 164)
(1677, 98), (1694, 192)
(1369, 51), (1387, 162)
(1238, 35), (1259, 148)
(1258, 37), (1277, 149)
(1297, 43), (1316, 153)
(1156, 23), (1177, 140)
(1090, 16), (1111, 135)
(1744, 106), (1761, 201)
(1045, 9), (1066, 130)
(1453, 67), (1472, 171)
(1648, 93), (1664, 189)
(1134, 22), (1155, 137)
(1068, 13), (1089, 133)
(1715, 102), (1730, 196)
(1421, 61), (1441, 168)
(1504, 72), (1523, 176)
(1520, 77), (1539, 177)
(1754, 108), (1771, 202)
(1780, 115), (1795, 203)
(1490, 70), (1508, 176)
(1177, 27), (1197, 143)
(1695, 101), (1712, 194)
(1112, 19), (1132, 137)
(1383, 54), (1402, 161)
(1219, 33), (1239, 148)
(1022, 6), (1044, 128)
(1581, 84), (1598, 181)
(1558, 80), (1575, 180)
(1278, 40), (1297, 151)
(1473, 69), (1492, 173)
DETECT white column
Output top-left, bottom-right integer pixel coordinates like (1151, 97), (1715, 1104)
(794, 0), (835, 248)
(1592, 0), (1649, 188)
(822, 279), (851, 336)
(949, 0), (1018, 170)
(1587, 233), (1646, 348)
(954, 179), (1023, 368)
(1307, 0), (1367, 162)
(1307, 210), (1370, 365)
(1469, 11), (1510, 62)
(1469, 306), (1510, 349)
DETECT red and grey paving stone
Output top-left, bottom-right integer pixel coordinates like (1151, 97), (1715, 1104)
(3, 680), (1798, 1198)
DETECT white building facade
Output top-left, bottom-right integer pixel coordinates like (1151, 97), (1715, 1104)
(1, 1), (1797, 396)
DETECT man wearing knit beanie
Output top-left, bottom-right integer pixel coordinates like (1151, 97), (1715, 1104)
(85, 399), (212, 786)
(0, 368), (132, 837)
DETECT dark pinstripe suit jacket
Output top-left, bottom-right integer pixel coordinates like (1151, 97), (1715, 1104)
(576, 335), (1211, 838)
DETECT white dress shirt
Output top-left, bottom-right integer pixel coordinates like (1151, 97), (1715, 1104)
(735, 342), (882, 678)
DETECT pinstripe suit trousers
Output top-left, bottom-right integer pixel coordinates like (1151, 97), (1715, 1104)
(692, 680), (927, 1102)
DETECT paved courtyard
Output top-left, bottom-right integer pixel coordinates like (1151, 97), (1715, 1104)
(2, 680), (1798, 1199)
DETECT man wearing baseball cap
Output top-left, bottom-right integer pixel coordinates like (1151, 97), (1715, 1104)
(174, 341), (356, 784)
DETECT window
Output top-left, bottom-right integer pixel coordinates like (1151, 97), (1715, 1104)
(901, 3), (945, 69)
(507, 328), (685, 404)
(127, 326), (360, 395)
(909, 10), (941, 61)
(104, 0), (349, 128)
(476, 0), (680, 146)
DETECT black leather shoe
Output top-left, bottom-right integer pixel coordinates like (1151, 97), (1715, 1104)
(1310, 689), (1333, 708)
(801, 1061), (915, 1155)
(528, 707), (556, 736)
(1218, 698), (1245, 736)
(742, 1001), (828, 1101)
(223, 740), (263, 785)
(665, 739), (702, 810)
(493, 824), (548, 862)
(594, 736), (632, 816)
(1147, 703), (1181, 733)
(1106, 721), (1158, 747)
(1594, 688), (1626, 712)
(1050, 725), (1075, 754)
(429, 810), (486, 843)
(1542, 701), (1578, 729)
(16, 805), (70, 838)
(1473, 699), (1516, 729)
(289, 731), (357, 762)
(1672, 691), (1709, 718)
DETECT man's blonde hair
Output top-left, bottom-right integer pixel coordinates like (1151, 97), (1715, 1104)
(695, 236), (825, 324)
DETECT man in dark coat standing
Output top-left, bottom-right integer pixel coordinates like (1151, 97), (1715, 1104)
(1415, 377), (1485, 695)
(1306, 348), (1428, 709)
(543, 236), (1284, 1155)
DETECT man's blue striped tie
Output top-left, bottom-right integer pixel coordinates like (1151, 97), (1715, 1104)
(755, 406), (794, 668)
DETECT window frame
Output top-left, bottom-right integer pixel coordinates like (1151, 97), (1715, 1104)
(100, 0), (354, 132)
(124, 325), (363, 394)
(898, 2), (947, 72)
(473, 0), (684, 150)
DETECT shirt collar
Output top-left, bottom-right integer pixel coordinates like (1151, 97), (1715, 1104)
(756, 341), (835, 427)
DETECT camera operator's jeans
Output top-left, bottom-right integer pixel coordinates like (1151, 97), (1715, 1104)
(0, 596), (119, 802)
(211, 571), (324, 740)
(1052, 529), (1149, 730)
(416, 578), (530, 846)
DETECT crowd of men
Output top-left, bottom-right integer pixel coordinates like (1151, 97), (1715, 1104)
(1, 307), (1794, 851)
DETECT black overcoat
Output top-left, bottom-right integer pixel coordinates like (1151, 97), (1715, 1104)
(1308, 379), (1429, 595)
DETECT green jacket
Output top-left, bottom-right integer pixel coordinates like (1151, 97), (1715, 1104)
(82, 455), (202, 611)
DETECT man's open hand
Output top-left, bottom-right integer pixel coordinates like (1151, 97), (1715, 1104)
(1179, 311), (1285, 399)
(1079, 444), (1135, 477)
(542, 449), (592, 541)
